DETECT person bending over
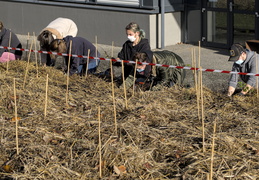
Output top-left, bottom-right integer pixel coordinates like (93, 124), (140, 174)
(123, 50), (186, 91)
(50, 36), (100, 76)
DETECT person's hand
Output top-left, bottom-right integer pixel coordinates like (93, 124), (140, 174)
(227, 86), (235, 97)
(237, 92), (246, 96)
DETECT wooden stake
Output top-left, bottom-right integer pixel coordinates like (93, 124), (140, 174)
(121, 62), (128, 109)
(23, 39), (34, 89)
(25, 32), (30, 60)
(6, 31), (12, 72)
(198, 41), (201, 68)
(209, 118), (217, 180)
(85, 49), (90, 78)
(98, 106), (102, 178)
(95, 36), (98, 67)
(44, 74), (49, 118)
(66, 40), (73, 107)
(14, 78), (19, 155)
(256, 52), (258, 98)
(111, 41), (114, 58)
(193, 48), (200, 120)
(110, 59), (117, 136)
(200, 66), (205, 153)
(132, 59), (138, 96)
(33, 32), (39, 78)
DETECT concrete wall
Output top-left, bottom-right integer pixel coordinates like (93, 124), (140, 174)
(0, 1), (182, 50)
(149, 12), (182, 48)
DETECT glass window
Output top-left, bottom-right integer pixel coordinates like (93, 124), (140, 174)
(234, 0), (255, 11)
(207, 0), (227, 8)
(207, 11), (227, 44)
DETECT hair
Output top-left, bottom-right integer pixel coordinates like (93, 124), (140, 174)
(37, 30), (54, 50)
(50, 39), (67, 53)
(133, 52), (147, 62)
(125, 22), (145, 38)
(0, 21), (3, 30)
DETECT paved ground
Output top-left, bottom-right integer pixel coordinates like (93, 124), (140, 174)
(17, 34), (232, 93)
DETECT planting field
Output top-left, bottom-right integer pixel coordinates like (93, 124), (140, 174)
(0, 56), (259, 179)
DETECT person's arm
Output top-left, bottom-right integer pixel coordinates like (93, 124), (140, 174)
(242, 55), (258, 94)
(228, 64), (239, 96)
(0, 29), (9, 55)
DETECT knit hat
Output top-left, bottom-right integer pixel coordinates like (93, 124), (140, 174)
(228, 43), (245, 61)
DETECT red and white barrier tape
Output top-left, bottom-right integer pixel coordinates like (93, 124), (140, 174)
(1, 45), (259, 76)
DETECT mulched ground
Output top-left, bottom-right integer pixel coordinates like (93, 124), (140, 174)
(0, 60), (259, 179)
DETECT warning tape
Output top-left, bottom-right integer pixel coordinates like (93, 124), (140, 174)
(1, 45), (259, 76)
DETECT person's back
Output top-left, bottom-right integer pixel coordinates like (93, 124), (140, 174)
(0, 21), (22, 62)
(153, 50), (186, 86)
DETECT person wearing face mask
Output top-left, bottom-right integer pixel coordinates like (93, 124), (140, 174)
(114, 22), (153, 81)
(227, 43), (259, 97)
(122, 50), (186, 91)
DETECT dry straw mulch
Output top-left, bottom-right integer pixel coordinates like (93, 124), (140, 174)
(0, 60), (259, 180)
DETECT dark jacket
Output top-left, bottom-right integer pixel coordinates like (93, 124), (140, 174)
(229, 50), (259, 88)
(124, 50), (186, 90)
(153, 50), (186, 85)
(0, 28), (22, 57)
(117, 38), (153, 78)
(63, 36), (100, 75)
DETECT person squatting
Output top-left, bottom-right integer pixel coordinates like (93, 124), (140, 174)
(227, 43), (259, 96)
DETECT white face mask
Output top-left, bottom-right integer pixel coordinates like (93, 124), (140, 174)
(128, 35), (136, 42)
(235, 59), (244, 65)
(136, 68), (144, 73)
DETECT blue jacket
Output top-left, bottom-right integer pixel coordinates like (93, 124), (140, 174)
(63, 36), (100, 74)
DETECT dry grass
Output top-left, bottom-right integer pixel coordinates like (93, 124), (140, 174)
(0, 60), (259, 179)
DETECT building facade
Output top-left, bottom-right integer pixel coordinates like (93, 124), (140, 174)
(0, 0), (258, 49)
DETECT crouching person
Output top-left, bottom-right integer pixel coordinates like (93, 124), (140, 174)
(0, 21), (22, 62)
(123, 50), (186, 91)
(50, 36), (100, 76)
(37, 17), (78, 66)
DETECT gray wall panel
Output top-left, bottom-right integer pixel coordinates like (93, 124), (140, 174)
(0, 1), (150, 48)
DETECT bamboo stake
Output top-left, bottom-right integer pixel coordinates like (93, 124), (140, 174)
(66, 40), (73, 107)
(25, 32), (30, 60)
(85, 49), (90, 78)
(198, 41), (201, 68)
(111, 41), (114, 58)
(38, 41), (42, 65)
(98, 106), (102, 178)
(44, 74), (49, 118)
(256, 52), (258, 98)
(6, 31), (12, 72)
(23, 39), (33, 89)
(200, 66), (205, 153)
(194, 48), (200, 120)
(33, 32), (39, 78)
(121, 62), (128, 109)
(110, 59), (117, 136)
(209, 118), (217, 180)
(13, 78), (19, 155)
(95, 36), (98, 67)
(132, 59), (138, 96)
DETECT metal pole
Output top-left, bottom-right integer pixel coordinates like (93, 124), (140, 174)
(161, 0), (165, 49)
